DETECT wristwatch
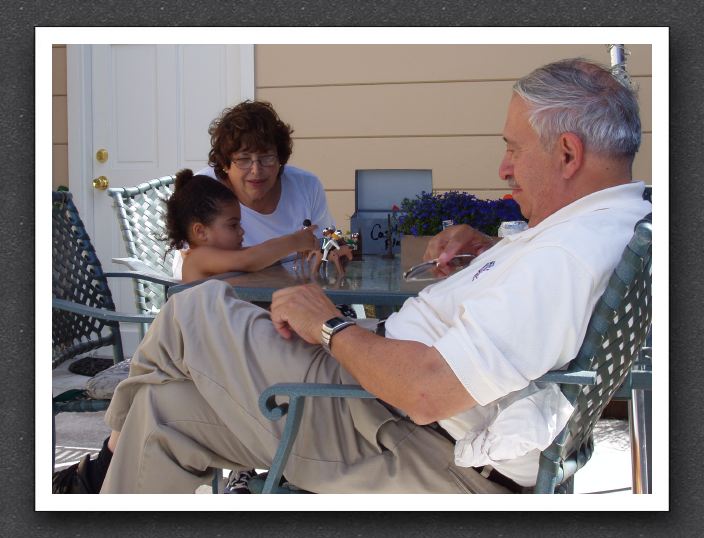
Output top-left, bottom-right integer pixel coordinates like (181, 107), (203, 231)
(321, 316), (356, 354)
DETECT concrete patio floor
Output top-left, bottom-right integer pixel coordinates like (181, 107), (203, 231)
(52, 356), (635, 494)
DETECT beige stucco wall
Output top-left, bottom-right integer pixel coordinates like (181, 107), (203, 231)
(53, 44), (68, 190)
(52, 44), (652, 230)
(256, 44), (652, 231)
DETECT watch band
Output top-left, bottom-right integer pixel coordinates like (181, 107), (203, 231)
(321, 316), (356, 354)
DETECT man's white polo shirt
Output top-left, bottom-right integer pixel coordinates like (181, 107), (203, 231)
(384, 181), (651, 485)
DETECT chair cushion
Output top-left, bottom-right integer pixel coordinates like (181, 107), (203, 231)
(85, 358), (131, 400)
(68, 356), (115, 377)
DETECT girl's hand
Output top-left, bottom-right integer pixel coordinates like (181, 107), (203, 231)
(292, 225), (319, 251)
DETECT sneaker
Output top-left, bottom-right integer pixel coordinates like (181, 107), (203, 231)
(223, 469), (257, 494)
(52, 437), (112, 494)
(239, 471), (304, 493)
(52, 454), (94, 493)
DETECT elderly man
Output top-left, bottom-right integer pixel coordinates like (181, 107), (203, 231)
(54, 58), (651, 494)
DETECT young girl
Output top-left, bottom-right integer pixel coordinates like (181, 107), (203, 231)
(166, 169), (318, 283)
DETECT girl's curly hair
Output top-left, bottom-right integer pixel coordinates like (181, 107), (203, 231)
(165, 169), (237, 251)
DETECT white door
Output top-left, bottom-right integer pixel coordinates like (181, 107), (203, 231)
(67, 43), (254, 353)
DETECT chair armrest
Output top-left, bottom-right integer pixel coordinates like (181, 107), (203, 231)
(52, 298), (155, 325)
(255, 365), (624, 494)
(535, 370), (597, 385)
(103, 270), (178, 289)
(108, 257), (179, 287)
(257, 383), (375, 493)
(613, 364), (652, 399)
(167, 271), (247, 298)
(259, 383), (375, 419)
(627, 369), (652, 390)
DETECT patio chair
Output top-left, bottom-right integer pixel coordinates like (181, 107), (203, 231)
(253, 213), (652, 494)
(52, 191), (163, 470)
(106, 175), (178, 318)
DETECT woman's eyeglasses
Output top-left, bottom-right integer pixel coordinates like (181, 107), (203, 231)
(231, 155), (279, 170)
(403, 254), (476, 281)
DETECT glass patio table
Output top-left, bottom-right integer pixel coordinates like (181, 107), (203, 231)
(168, 255), (431, 308)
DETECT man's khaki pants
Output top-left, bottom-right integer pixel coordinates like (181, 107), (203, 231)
(101, 280), (510, 494)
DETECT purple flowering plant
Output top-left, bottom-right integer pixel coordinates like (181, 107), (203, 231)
(397, 190), (525, 237)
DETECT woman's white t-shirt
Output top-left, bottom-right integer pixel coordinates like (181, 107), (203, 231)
(171, 165), (334, 280)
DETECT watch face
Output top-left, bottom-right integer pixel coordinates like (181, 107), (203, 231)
(321, 316), (355, 353)
(325, 317), (349, 330)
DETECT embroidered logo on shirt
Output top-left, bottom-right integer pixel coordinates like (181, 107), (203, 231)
(472, 261), (495, 281)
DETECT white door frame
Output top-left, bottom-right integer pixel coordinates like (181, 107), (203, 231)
(66, 44), (95, 233)
(66, 44), (255, 238)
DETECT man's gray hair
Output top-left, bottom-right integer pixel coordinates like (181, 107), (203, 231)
(513, 58), (641, 159)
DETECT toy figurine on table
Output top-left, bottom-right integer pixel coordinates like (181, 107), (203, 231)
(321, 226), (343, 261)
(307, 227), (356, 276)
(345, 232), (360, 256)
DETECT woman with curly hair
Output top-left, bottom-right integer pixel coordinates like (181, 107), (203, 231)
(172, 100), (334, 279)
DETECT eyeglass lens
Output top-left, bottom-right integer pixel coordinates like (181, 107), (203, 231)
(232, 155), (278, 169)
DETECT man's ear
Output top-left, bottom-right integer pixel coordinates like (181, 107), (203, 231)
(558, 132), (584, 179)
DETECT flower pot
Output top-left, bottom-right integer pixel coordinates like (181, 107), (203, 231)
(401, 235), (433, 273)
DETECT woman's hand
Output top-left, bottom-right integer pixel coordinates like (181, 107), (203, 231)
(424, 224), (498, 276)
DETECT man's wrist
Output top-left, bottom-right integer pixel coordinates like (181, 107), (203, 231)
(321, 316), (356, 354)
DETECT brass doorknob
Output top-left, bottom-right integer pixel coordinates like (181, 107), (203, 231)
(92, 176), (109, 190)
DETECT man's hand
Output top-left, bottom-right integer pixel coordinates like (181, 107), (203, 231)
(270, 283), (342, 343)
(424, 224), (499, 277)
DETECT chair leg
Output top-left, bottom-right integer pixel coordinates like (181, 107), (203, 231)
(629, 388), (650, 493)
(534, 453), (559, 494)
(556, 476), (574, 494)
(262, 396), (306, 493)
(110, 326), (126, 364)
(211, 469), (221, 494)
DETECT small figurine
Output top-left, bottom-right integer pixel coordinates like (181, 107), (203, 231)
(308, 243), (353, 275)
(321, 226), (343, 262)
(308, 226), (359, 275)
(330, 244), (354, 274)
(347, 231), (362, 260)
(293, 219), (313, 272)
(344, 232), (360, 252)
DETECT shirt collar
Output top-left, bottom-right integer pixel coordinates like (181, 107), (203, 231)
(500, 181), (646, 242)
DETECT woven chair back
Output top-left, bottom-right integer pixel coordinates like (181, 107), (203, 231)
(545, 214), (652, 468)
(107, 175), (176, 314)
(52, 191), (119, 368)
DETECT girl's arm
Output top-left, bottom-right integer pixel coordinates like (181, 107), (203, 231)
(182, 228), (318, 281)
